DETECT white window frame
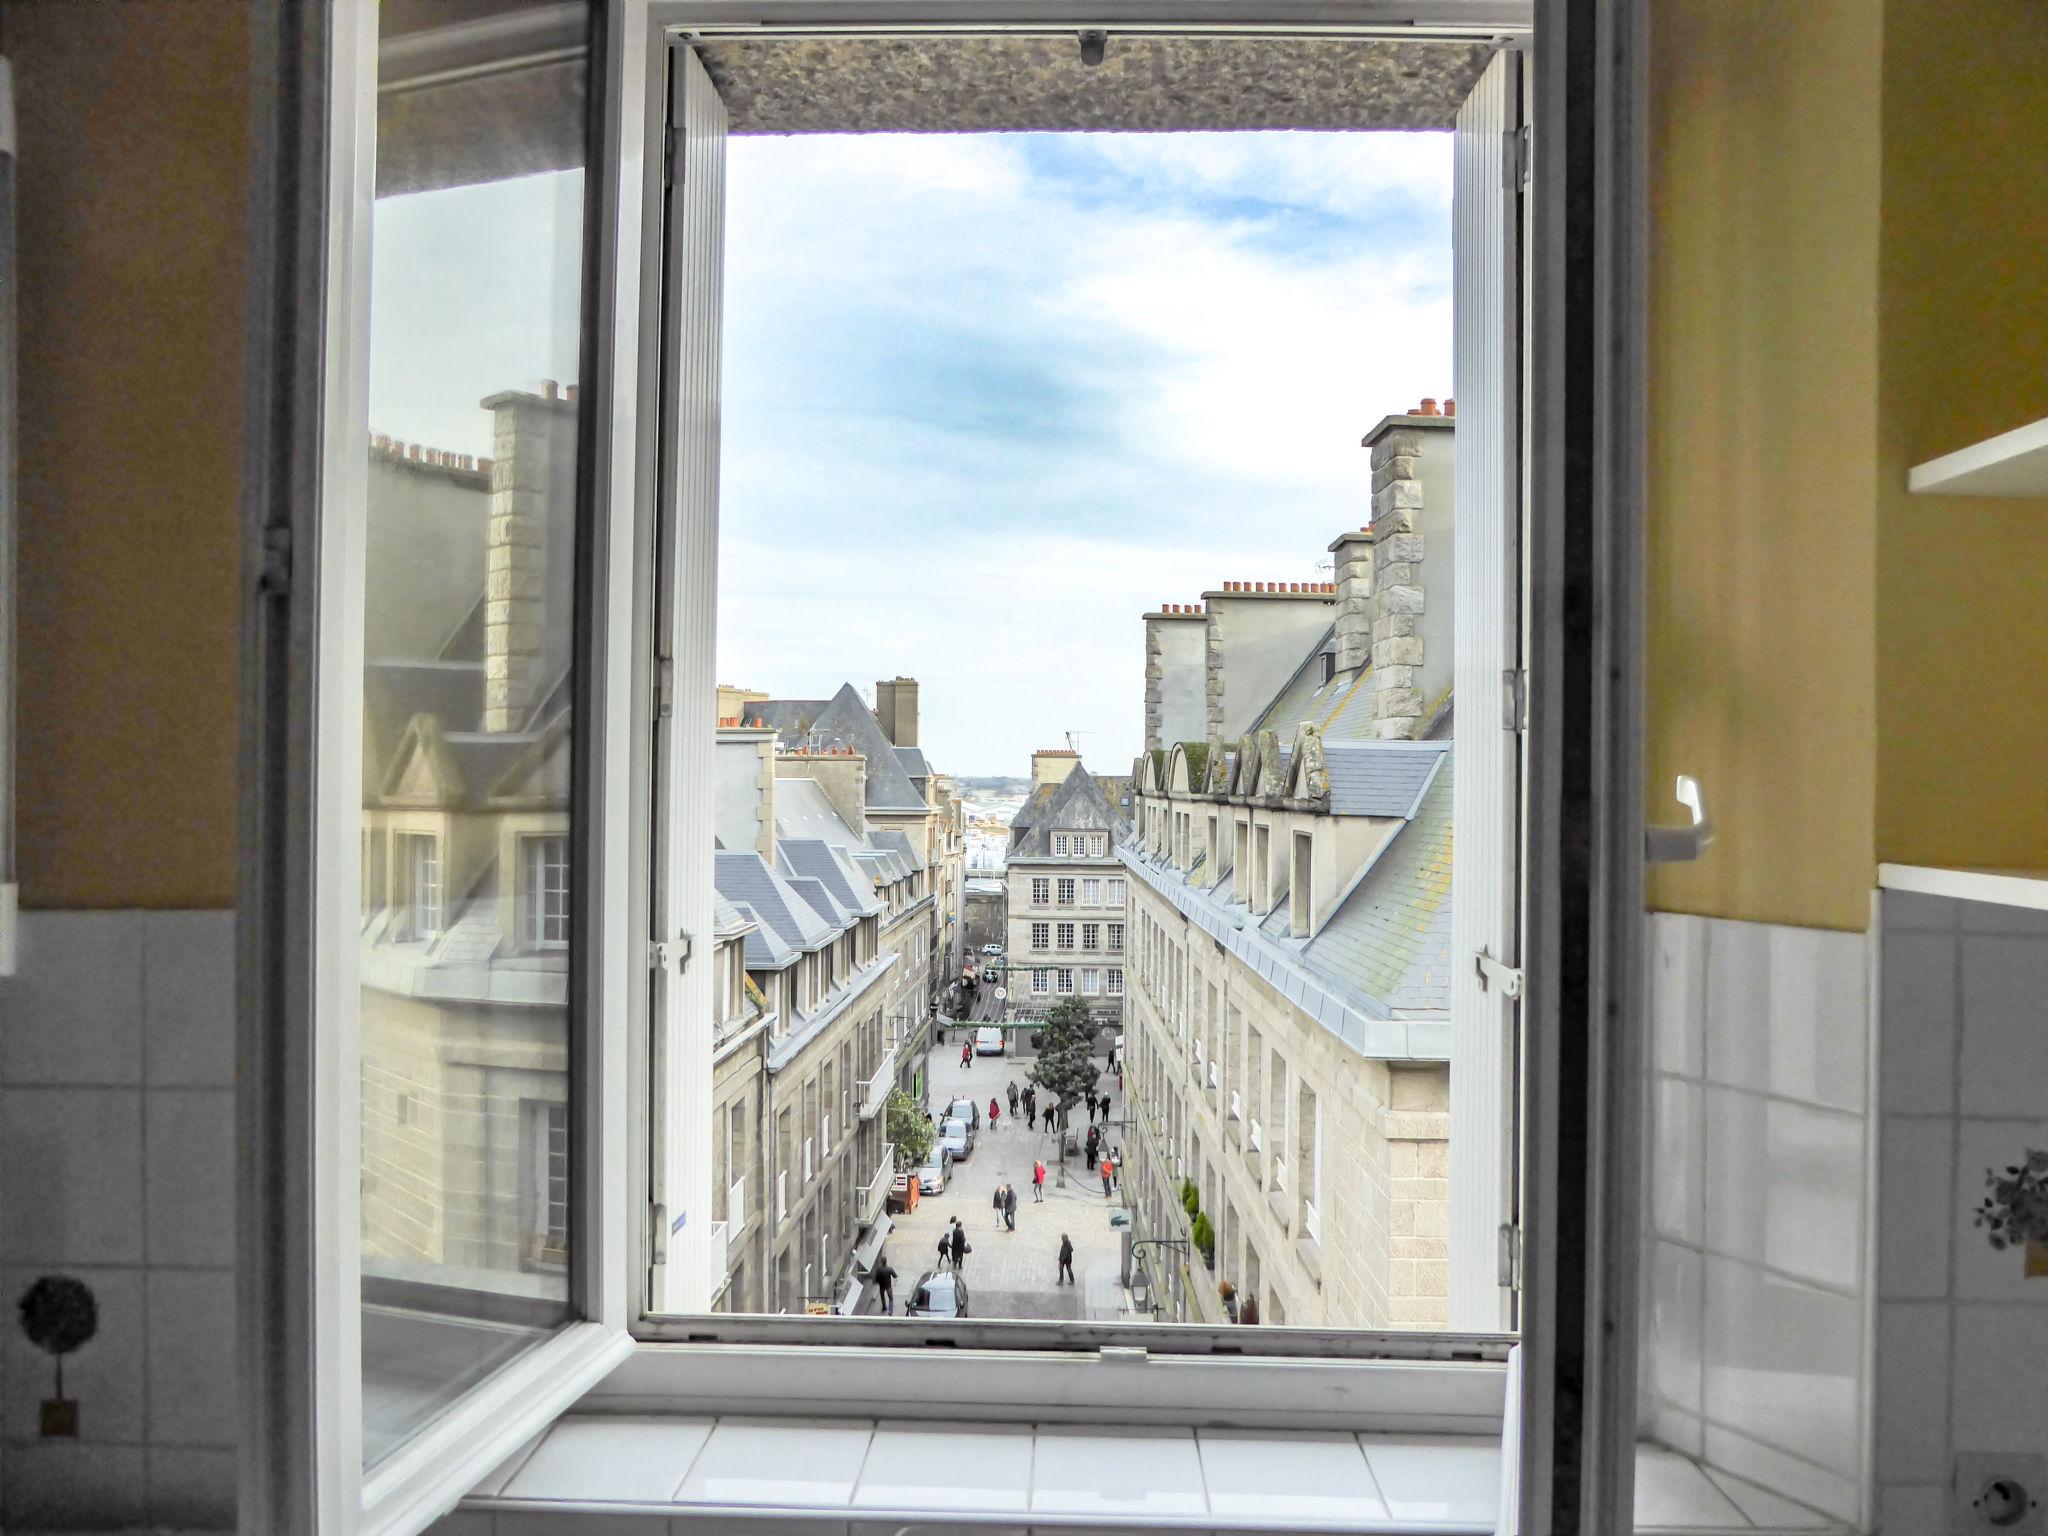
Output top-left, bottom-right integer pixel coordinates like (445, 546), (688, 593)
(1030, 969), (1049, 996)
(522, 833), (572, 949)
(1081, 967), (1100, 996)
(1053, 831), (1071, 856)
(1055, 921), (1075, 951)
(1107, 921), (1124, 953)
(1081, 876), (1101, 905)
(1030, 920), (1050, 951)
(1081, 921), (1099, 951)
(1056, 876), (1076, 905)
(1107, 968), (1124, 997)
(1031, 875), (1050, 905)
(1055, 967), (1075, 995)
(1107, 876), (1125, 905)
(248, 10), (1647, 1532)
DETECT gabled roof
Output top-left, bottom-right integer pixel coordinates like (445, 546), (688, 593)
(894, 745), (931, 781)
(869, 826), (926, 873)
(729, 899), (796, 969)
(1007, 763), (1127, 856)
(756, 683), (928, 813)
(1323, 741), (1449, 818)
(779, 837), (882, 919)
(774, 776), (863, 847)
(714, 849), (835, 958)
(712, 891), (755, 940)
(1250, 622), (1380, 743)
(1303, 758), (1455, 1014)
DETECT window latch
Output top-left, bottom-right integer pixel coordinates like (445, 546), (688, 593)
(652, 930), (694, 972)
(1475, 949), (1523, 1000)
(1645, 774), (1714, 864)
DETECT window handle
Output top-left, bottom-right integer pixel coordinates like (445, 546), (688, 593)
(1645, 774), (1713, 863)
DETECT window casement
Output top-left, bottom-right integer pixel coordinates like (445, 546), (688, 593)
(1290, 830), (1313, 936)
(1107, 968), (1124, 997)
(1081, 968), (1101, 996)
(1055, 967), (1075, 995)
(251, 14), (1650, 1533)
(522, 834), (572, 949)
(1031, 875), (1050, 905)
(1107, 921), (1125, 952)
(1053, 832), (1071, 855)
(1082, 876), (1101, 905)
(1030, 969), (1049, 996)
(1030, 920), (1050, 951)
(1056, 877), (1076, 905)
(1081, 922), (1100, 951)
(523, 1099), (571, 1271)
(1056, 921), (1075, 951)
(396, 831), (442, 941)
(1106, 876), (1125, 905)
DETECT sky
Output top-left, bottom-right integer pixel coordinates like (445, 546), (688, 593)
(367, 130), (1452, 779)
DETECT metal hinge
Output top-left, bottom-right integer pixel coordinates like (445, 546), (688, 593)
(654, 655), (674, 720)
(652, 930), (694, 972)
(1475, 948), (1524, 1000)
(651, 1203), (668, 1266)
(1501, 668), (1527, 733)
(1497, 1222), (1522, 1289)
(1503, 124), (1531, 191)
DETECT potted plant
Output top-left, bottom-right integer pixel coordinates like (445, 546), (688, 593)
(1191, 1211), (1216, 1267)
(1976, 1148), (2048, 1276)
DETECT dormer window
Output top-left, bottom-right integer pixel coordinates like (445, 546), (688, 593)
(1291, 830), (1314, 934)
(396, 832), (442, 941)
(521, 834), (571, 948)
(1053, 832), (1071, 856)
(1319, 651), (1336, 685)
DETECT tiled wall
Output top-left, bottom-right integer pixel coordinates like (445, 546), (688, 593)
(0, 910), (238, 1531)
(1873, 890), (2048, 1535)
(1641, 912), (1875, 1527)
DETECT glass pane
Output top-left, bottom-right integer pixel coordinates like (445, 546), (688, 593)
(356, 0), (590, 1468)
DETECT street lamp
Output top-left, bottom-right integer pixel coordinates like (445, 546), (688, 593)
(1128, 1237), (1190, 1320)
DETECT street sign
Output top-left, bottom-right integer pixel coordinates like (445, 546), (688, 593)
(995, 987), (1007, 1000)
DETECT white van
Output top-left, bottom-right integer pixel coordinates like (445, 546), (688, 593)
(974, 1026), (1005, 1056)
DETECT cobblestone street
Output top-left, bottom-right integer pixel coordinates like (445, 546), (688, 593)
(880, 1031), (1136, 1321)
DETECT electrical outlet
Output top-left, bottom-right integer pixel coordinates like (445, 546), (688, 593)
(1956, 1453), (2048, 1534)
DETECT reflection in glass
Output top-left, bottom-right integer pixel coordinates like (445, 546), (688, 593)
(356, 0), (589, 1469)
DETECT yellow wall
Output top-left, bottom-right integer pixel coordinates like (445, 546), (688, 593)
(1646, 1), (1884, 932)
(12, 4), (250, 909)
(1874, 2), (2048, 870)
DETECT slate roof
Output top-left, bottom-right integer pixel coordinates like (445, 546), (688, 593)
(728, 899), (796, 969)
(1303, 757), (1455, 1014)
(869, 827), (926, 873)
(1323, 741), (1449, 818)
(894, 746), (931, 780)
(1248, 623), (1380, 743)
(754, 683), (928, 813)
(712, 891), (754, 939)
(774, 776), (863, 847)
(713, 849), (836, 958)
(1007, 764), (1128, 857)
(779, 837), (882, 919)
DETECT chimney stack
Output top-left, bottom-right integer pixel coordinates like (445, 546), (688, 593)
(479, 386), (578, 731)
(1327, 526), (1376, 674)
(873, 676), (919, 748)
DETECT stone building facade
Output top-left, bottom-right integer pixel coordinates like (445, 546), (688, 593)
(1118, 405), (1457, 1330)
(1002, 760), (1129, 1025)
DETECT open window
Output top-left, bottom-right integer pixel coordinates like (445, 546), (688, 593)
(246, 1), (1656, 1531)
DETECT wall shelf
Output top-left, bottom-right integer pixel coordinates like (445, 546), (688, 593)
(1907, 416), (2048, 497)
(1879, 863), (2048, 912)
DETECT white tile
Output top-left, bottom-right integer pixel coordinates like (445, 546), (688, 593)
(1959, 936), (2048, 1118)
(146, 1087), (237, 1265)
(1873, 1303), (1949, 1481)
(143, 911), (236, 1088)
(1699, 1425), (1858, 1526)
(1951, 1118), (2048, 1302)
(1028, 1425), (1204, 1518)
(1648, 1242), (1703, 1415)
(675, 1418), (874, 1508)
(1705, 1089), (1865, 1291)
(0, 910), (144, 1085)
(1651, 914), (1707, 1079)
(1705, 920), (1868, 1111)
(0, 1441), (148, 1528)
(1878, 1116), (1952, 1299)
(1698, 1464), (1838, 1528)
(149, 1445), (237, 1527)
(502, 1417), (715, 1503)
(1879, 930), (1958, 1115)
(0, 1264), (146, 1445)
(1632, 1446), (1746, 1529)
(0, 1086), (144, 1264)
(1652, 1078), (1704, 1245)
(855, 1420), (1032, 1513)
(1649, 1404), (1704, 1460)
(1198, 1429), (1386, 1523)
(1355, 1434), (1500, 1527)
(1876, 1482), (1948, 1535)
(496, 1516), (671, 1535)
(1954, 1302), (2048, 1452)
(146, 1269), (237, 1448)
(1702, 1258), (1862, 1476)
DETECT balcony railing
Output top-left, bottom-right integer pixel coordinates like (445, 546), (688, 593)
(708, 1218), (730, 1290)
(857, 1142), (896, 1227)
(858, 1046), (899, 1120)
(727, 1175), (746, 1230)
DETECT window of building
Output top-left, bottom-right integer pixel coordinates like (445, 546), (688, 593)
(522, 834), (571, 948)
(523, 1100), (570, 1271)
(1090, 832), (1107, 855)
(1290, 830), (1313, 935)
(1082, 922), (1100, 951)
(1253, 823), (1271, 911)
(395, 832), (443, 941)
(1056, 922), (1075, 951)
(1081, 968), (1101, 995)
(1107, 922), (1125, 952)
(1056, 877), (1076, 905)
(1030, 921), (1050, 950)
(1106, 877), (1125, 905)
(1031, 970), (1049, 996)
(1107, 969), (1124, 997)
(1031, 876), (1050, 905)
(1082, 876), (1101, 905)
(1055, 968), (1075, 995)
(1053, 832), (1071, 856)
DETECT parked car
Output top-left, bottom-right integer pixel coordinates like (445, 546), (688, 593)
(980, 943), (1004, 956)
(974, 1026), (1006, 1056)
(914, 1147), (952, 1194)
(904, 1269), (969, 1318)
(938, 1116), (975, 1161)
(944, 1096), (981, 1131)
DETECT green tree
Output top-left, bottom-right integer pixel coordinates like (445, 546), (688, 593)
(1027, 997), (1100, 1158)
(885, 1088), (935, 1169)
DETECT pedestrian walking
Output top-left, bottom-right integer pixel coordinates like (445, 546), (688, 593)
(874, 1256), (897, 1315)
(988, 1096), (1001, 1132)
(961, 1042), (972, 1069)
(950, 1222), (968, 1272)
(1003, 1184), (1018, 1231)
(1007, 1081), (1020, 1116)
(993, 1183), (1007, 1230)
(937, 1229), (952, 1271)
(1100, 1091), (1112, 1124)
(1033, 1159), (1046, 1201)
(1024, 1086), (1037, 1122)
(1085, 1124), (1099, 1170)
(1057, 1233), (1076, 1285)
(1100, 1155), (1114, 1198)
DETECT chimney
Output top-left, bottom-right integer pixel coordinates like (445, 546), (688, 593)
(1144, 607), (1207, 753)
(1327, 526), (1375, 674)
(873, 676), (919, 748)
(479, 386), (579, 731)
(1361, 406), (1456, 738)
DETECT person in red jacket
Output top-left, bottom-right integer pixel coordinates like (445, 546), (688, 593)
(1032, 1159), (1046, 1202)
(988, 1096), (1001, 1132)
